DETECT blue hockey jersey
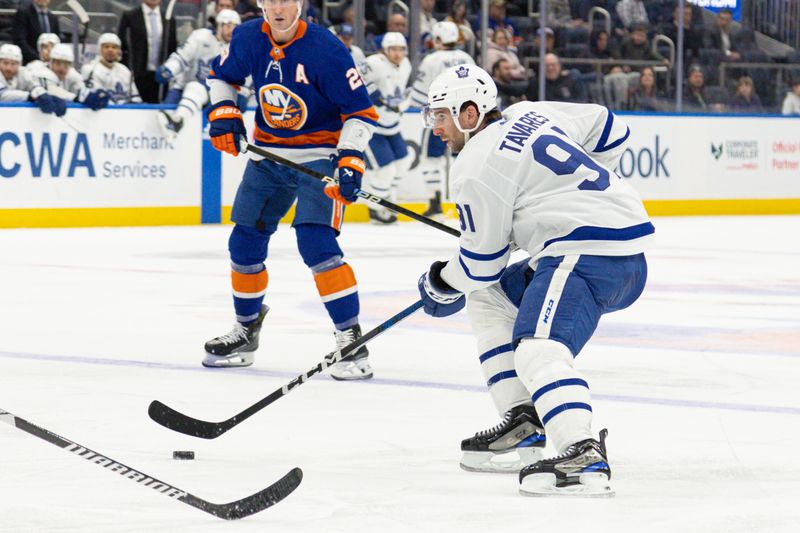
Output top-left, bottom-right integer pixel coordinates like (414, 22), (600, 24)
(209, 19), (378, 162)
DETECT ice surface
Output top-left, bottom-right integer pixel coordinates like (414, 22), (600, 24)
(1, 216), (799, 532)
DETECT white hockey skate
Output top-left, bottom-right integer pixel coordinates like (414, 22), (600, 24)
(519, 429), (614, 498)
(329, 325), (373, 380)
(460, 404), (546, 473)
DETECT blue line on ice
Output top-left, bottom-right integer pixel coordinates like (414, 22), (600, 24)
(1, 350), (798, 416)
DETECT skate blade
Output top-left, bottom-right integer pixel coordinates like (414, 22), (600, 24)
(202, 351), (255, 368)
(460, 447), (545, 474)
(519, 473), (615, 498)
(329, 361), (373, 381)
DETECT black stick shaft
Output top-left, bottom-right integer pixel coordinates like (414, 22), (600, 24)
(243, 143), (461, 238)
(0, 408), (301, 519)
(149, 300), (424, 438)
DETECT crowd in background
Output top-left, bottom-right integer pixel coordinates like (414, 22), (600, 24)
(1, 0), (800, 115)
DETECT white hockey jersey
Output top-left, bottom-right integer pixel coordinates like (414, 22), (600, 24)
(350, 44), (367, 76)
(0, 66), (41, 102)
(407, 49), (474, 107)
(440, 101), (655, 295)
(29, 64), (87, 101)
(163, 28), (223, 90)
(363, 53), (411, 135)
(81, 59), (142, 104)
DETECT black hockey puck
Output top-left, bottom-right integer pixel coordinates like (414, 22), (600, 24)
(172, 450), (195, 460)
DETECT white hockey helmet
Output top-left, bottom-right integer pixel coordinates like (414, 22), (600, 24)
(424, 64), (498, 133)
(381, 32), (407, 51)
(37, 32), (61, 50)
(432, 21), (459, 45)
(50, 43), (75, 63)
(0, 43), (23, 63)
(97, 33), (122, 48)
(216, 9), (241, 26)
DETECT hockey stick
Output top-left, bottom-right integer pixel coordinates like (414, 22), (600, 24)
(0, 408), (301, 520)
(159, 0), (178, 103)
(241, 142), (460, 238)
(149, 300), (424, 439)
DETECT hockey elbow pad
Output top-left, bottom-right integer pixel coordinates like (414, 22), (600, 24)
(208, 100), (246, 156)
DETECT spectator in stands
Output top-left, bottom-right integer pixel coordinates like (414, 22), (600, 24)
(236, 0), (261, 21)
(781, 78), (800, 115)
(13, 0), (60, 65)
(446, 0), (475, 49)
(375, 13), (408, 51)
(532, 27), (556, 55)
(481, 0), (517, 40)
(616, 0), (648, 30)
(708, 8), (742, 61)
(728, 76), (762, 113)
(485, 29), (526, 80)
(683, 64), (708, 111)
(492, 57), (529, 109)
(589, 30), (621, 73)
(628, 66), (668, 112)
(547, 0), (584, 29)
(118, 0), (178, 103)
(386, 13), (408, 35)
(662, 4), (705, 62)
(619, 23), (667, 69)
(538, 52), (586, 102)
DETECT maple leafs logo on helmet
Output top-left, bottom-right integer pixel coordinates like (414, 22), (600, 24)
(423, 64), (498, 134)
(455, 66), (469, 79)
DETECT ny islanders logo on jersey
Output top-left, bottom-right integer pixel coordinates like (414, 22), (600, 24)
(258, 84), (308, 130)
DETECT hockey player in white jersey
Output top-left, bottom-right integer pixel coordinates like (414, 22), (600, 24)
(30, 44), (111, 111)
(81, 33), (142, 104)
(403, 21), (474, 219)
(156, 9), (241, 139)
(361, 32), (412, 224)
(25, 33), (60, 72)
(417, 65), (654, 497)
(0, 44), (65, 115)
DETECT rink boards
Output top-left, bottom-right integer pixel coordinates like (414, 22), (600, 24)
(0, 103), (799, 227)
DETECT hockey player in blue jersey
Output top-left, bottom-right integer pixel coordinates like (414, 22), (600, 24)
(417, 65), (654, 496)
(202, 0), (380, 381)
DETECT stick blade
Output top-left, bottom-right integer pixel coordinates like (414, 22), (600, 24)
(181, 467), (303, 520)
(148, 400), (230, 439)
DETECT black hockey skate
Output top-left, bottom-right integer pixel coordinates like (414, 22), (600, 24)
(460, 404), (546, 473)
(422, 191), (443, 219)
(157, 110), (184, 141)
(202, 305), (268, 368)
(368, 208), (398, 225)
(519, 429), (614, 497)
(329, 324), (372, 381)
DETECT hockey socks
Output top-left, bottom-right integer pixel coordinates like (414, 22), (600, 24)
(312, 260), (359, 329)
(231, 263), (268, 324)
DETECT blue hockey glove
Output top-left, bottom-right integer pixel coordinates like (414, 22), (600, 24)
(30, 92), (57, 114)
(418, 261), (465, 318)
(82, 89), (111, 110)
(155, 65), (173, 84)
(207, 100), (246, 156)
(325, 149), (365, 204)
